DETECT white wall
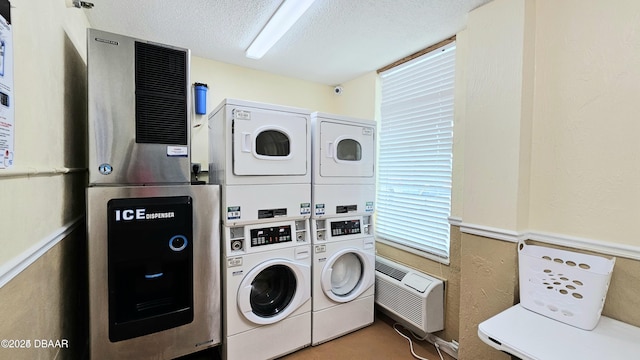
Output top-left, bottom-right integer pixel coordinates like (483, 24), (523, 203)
(189, 57), (381, 168)
(461, 0), (534, 232)
(189, 56), (339, 167)
(458, 0), (640, 254)
(332, 71), (379, 121)
(0, 0), (89, 269)
(529, 0), (640, 247)
(0, 2), (378, 272)
(450, 30), (468, 220)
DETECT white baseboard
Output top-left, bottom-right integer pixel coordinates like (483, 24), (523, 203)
(0, 216), (83, 289)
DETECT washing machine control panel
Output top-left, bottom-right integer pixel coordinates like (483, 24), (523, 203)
(250, 225), (292, 247)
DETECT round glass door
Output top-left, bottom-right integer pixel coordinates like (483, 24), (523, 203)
(336, 139), (362, 161)
(255, 130), (291, 157)
(250, 264), (297, 317)
(330, 253), (363, 296)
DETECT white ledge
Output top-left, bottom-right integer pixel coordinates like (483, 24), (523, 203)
(454, 221), (640, 261)
(0, 216), (84, 288)
(0, 166), (86, 178)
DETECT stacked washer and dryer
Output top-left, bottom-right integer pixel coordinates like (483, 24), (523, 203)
(208, 99), (313, 360)
(85, 29), (377, 360)
(310, 112), (377, 345)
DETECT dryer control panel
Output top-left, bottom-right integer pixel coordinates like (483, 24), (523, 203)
(224, 219), (310, 256)
(330, 219), (361, 237)
(251, 225), (292, 247)
(312, 215), (372, 244)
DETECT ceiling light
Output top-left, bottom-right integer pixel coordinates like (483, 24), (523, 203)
(245, 0), (317, 59)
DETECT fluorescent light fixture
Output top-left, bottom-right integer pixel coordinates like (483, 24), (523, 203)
(245, 0), (317, 59)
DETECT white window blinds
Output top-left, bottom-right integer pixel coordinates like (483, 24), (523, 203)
(376, 41), (455, 262)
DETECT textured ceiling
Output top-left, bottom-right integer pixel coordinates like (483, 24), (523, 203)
(84, 0), (491, 85)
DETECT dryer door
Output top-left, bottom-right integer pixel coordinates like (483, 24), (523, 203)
(237, 258), (310, 325)
(321, 248), (375, 303)
(232, 108), (308, 176)
(320, 121), (375, 178)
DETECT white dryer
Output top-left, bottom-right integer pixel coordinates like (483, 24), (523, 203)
(222, 219), (312, 360)
(311, 215), (375, 345)
(209, 99), (312, 226)
(311, 112), (376, 218)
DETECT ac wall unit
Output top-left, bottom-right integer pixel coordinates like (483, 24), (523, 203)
(375, 256), (444, 336)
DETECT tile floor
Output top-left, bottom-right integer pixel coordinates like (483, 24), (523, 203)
(178, 312), (455, 360)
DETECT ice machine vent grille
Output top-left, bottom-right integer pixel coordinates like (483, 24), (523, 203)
(135, 41), (187, 145)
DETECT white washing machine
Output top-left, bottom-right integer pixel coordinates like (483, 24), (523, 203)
(311, 112), (376, 218)
(209, 99), (312, 226)
(222, 219), (312, 360)
(311, 215), (375, 345)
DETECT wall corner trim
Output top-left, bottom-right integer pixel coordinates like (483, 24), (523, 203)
(455, 221), (640, 261)
(0, 216), (84, 289)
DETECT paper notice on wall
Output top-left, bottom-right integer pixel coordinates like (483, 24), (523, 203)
(0, 0), (13, 169)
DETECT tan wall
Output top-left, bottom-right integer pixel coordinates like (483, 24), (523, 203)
(189, 58), (381, 168)
(332, 71), (379, 121)
(383, 1), (640, 359)
(1, 2), (376, 357)
(457, 234), (640, 359)
(0, 1), (88, 357)
(521, 239), (640, 327)
(0, 228), (87, 360)
(455, 1), (640, 358)
(0, 0), (88, 267)
(461, 0), (534, 232)
(602, 256), (640, 325)
(189, 56), (339, 167)
(376, 225), (461, 343)
(459, 234), (517, 360)
(529, 0), (640, 247)
(5, 1), (640, 360)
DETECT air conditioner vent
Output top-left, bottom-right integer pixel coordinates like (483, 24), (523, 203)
(376, 277), (424, 327)
(374, 256), (444, 336)
(375, 259), (407, 282)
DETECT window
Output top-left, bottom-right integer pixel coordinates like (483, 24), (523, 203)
(376, 41), (455, 263)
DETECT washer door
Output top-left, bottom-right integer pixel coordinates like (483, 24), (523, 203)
(321, 248), (374, 303)
(238, 259), (311, 325)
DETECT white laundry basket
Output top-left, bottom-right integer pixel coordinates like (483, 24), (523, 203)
(518, 240), (615, 330)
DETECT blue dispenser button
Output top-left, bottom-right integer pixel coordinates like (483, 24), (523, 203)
(169, 235), (188, 251)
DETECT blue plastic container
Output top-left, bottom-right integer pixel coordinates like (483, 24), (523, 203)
(194, 83), (208, 115)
